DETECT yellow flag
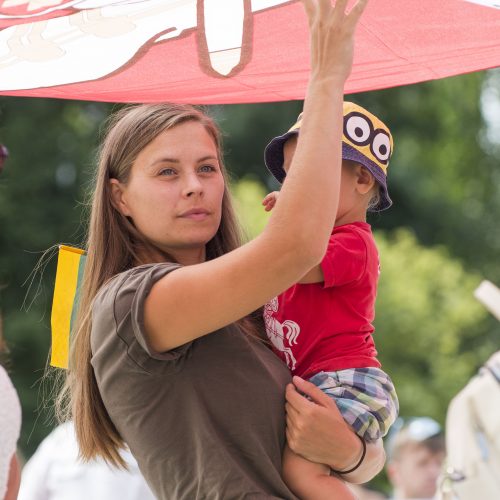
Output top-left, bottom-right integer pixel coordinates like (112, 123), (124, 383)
(50, 245), (86, 369)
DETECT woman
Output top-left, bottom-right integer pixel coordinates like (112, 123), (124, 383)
(58, 1), (383, 498)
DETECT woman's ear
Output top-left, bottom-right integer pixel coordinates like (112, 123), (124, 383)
(355, 166), (376, 195)
(109, 178), (131, 216)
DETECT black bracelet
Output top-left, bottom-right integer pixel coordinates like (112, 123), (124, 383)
(331, 434), (367, 475)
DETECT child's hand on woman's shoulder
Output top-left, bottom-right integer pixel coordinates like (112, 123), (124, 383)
(262, 191), (280, 212)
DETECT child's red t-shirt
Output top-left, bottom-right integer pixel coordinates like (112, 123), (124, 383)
(264, 221), (381, 378)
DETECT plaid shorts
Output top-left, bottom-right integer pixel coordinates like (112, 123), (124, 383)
(308, 367), (399, 443)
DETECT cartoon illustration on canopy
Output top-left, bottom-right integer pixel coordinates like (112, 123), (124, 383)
(465, 0), (500, 8)
(1, 0), (500, 103)
(0, 0), (292, 90)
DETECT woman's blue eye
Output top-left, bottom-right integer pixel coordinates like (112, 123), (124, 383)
(199, 165), (216, 173)
(159, 168), (176, 176)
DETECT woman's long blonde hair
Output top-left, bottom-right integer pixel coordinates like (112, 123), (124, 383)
(57, 104), (244, 467)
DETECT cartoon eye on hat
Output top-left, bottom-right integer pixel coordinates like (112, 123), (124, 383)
(344, 112), (392, 166)
(371, 130), (391, 164)
(344, 112), (373, 146)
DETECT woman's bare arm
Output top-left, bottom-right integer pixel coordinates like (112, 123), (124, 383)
(145, 0), (369, 352)
(5, 454), (20, 500)
(285, 376), (385, 484)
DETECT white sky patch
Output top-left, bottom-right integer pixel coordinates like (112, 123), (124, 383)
(465, 0), (500, 8)
(481, 69), (500, 145)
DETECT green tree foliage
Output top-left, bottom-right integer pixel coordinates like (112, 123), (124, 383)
(231, 176), (271, 240)
(216, 100), (302, 189)
(0, 98), (111, 456)
(375, 229), (494, 420)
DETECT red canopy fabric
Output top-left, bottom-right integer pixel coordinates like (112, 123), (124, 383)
(0, 0), (499, 103)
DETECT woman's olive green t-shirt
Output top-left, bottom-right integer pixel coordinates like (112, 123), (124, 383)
(90, 263), (296, 500)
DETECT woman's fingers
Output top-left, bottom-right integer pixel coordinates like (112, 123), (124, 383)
(290, 375), (338, 409)
(300, 0), (315, 26)
(285, 401), (301, 426)
(345, 0), (369, 29)
(301, 0), (369, 85)
(303, 0), (365, 24)
(285, 426), (295, 449)
(301, 0), (369, 24)
(285, 382), (315, 412)
(318, 0), (335, 19)
(331, 0), (349, 18)
(300, 0), (339, 27)
(285, 405), (307, 452)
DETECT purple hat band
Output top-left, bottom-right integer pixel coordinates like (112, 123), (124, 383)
(264, 135), (392, 212)
(264, 130), (298, 184)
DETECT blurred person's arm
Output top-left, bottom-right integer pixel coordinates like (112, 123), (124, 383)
(5, 454), (20, 500)
(349, 484), (388, 500)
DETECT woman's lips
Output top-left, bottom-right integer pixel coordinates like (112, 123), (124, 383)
(178, 208), (210, 220)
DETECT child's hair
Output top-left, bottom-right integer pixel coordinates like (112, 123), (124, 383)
(367, 185), (381, 212)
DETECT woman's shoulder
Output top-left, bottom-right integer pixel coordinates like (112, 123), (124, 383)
(94, 262), (181, 312)
(90, 262), (190, 370)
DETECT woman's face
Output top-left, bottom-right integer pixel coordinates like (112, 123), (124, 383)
(111, 120), (225, 264)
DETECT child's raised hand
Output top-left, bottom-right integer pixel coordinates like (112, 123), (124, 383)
(262, 191), (280, 212)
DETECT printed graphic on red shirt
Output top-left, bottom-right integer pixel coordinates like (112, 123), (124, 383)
(264, 223), (381, 377)
(263, 297), (300, 371)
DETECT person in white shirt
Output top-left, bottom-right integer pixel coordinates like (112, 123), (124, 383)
(18, 422), (155, 500)
(0, 364), (22, 500)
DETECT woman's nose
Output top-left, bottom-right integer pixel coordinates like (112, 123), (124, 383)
(182, 173), (203, 197)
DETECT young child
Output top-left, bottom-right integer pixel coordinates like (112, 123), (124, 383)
(262, 101), (399, 499)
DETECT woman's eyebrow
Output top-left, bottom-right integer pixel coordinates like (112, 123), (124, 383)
(151, 157), (180, 166)
(150, 155), (218, 167)
(197, 155), (218, 163)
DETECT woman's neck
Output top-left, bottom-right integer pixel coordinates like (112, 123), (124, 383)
(135, 245), (206, 267)
(173, 247), (206, 266)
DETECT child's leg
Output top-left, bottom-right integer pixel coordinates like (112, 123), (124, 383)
(283, 444), (356, 500)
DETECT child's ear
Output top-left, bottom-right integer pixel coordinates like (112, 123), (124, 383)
(355, 165), (376, 195)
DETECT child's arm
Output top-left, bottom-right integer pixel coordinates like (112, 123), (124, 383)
(298, 265), (324, 283)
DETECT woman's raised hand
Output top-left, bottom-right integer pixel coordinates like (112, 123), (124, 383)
(301, 0), (368, 86)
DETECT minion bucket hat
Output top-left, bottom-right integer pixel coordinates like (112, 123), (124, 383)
(264, 102), (394, 211)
